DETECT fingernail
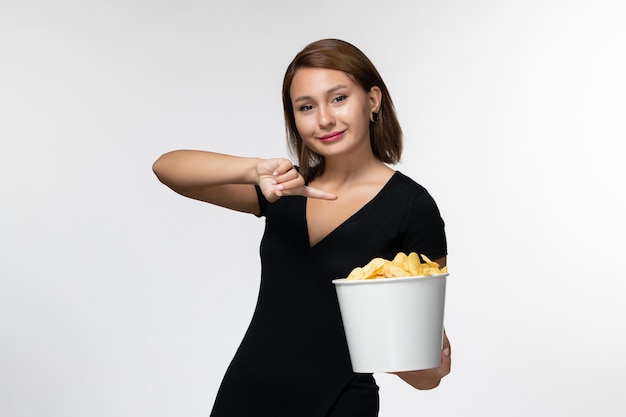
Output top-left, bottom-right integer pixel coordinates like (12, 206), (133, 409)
(443, 348), (450, 357)
(276, 185), (284, 190)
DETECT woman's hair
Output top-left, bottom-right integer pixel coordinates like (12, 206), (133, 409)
(282, 39), (403, 181)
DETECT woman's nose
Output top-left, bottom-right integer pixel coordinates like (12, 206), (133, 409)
(317, 105), (335, 128)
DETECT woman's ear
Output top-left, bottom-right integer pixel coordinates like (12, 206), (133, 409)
(368, 86), (382, 113)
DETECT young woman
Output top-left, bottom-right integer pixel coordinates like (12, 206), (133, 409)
(153, 38), (450, 417)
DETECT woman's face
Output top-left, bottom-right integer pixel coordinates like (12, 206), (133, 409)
(290, 67), (381, 160)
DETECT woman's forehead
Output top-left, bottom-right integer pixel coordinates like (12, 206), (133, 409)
(290, 67), (358, 96)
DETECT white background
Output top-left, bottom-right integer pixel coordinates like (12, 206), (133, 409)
(1, 1), (625, 416)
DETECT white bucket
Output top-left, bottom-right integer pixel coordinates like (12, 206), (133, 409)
(332, 273), (448, 373)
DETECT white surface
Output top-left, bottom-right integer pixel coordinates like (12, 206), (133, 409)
(333, 275), (447, 372)
(1, 1), (625, 417)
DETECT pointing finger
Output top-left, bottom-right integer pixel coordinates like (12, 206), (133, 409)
(301, 186), (338, 200)
(282, 185), (337, 200)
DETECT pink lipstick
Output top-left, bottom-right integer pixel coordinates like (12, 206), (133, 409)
(319, 130), (345, 143)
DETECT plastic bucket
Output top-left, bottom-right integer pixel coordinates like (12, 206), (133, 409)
(332, 273), (448, 373)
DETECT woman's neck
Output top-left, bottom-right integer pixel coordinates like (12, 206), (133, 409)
(312, 153), (394, 189)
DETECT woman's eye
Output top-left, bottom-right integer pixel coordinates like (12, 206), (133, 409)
(333, 95), (347, 103)
(299, 104), (314, 112)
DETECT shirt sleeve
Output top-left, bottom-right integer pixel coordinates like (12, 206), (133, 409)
(402, 189), (447, 261)
(254, 185), (268, 217)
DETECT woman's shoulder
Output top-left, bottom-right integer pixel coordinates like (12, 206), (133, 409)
(389, 171), (428, 195)
(387, 171), (442, 214)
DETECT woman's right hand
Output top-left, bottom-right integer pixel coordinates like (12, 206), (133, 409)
(257, 158), (337, 203)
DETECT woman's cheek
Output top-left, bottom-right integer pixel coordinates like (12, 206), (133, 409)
(295, 117), (314, 141)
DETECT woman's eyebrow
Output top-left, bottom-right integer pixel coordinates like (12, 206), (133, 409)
(293, 84), (348, 103)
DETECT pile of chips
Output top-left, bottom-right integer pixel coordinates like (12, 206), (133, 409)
(346, 252), (447, 281)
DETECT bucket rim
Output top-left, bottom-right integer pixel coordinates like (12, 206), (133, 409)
(332, 273), (448, 286)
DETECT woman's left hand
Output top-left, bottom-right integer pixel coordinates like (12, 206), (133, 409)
(392, 330), (451, 390)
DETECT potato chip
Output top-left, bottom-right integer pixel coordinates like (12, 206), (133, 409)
(383, 263), (411, 278)
(346, 266), (365, 281)
(407, 252), (421, 275)
(391, 252), (408, 267)
(421, 254), (440, 269)
(345, 252), (446, 280)
(361, 257), (386, 279)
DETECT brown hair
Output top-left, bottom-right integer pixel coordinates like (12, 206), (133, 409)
(282, 39), (403, 181)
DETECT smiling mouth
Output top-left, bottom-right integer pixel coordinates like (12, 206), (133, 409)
(319, 131), (345, 141)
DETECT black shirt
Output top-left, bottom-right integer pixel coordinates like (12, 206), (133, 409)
(210, 171), (447, 417)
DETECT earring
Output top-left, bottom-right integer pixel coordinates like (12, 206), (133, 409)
(371, 112), (379, 122)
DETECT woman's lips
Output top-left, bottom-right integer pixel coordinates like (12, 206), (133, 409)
(319, 130), (345, 143)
